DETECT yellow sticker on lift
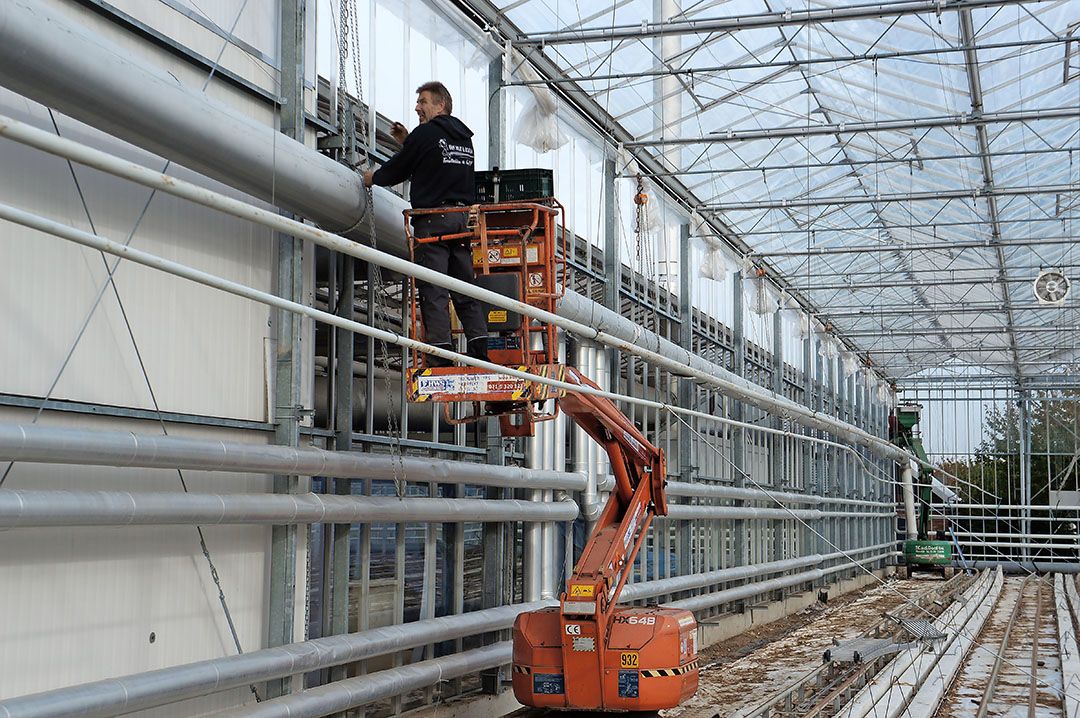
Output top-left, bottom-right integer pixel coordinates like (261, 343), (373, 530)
(620, 652), (639, 669)
(488, 310), (507, 323)
(569, 584), (595, 598)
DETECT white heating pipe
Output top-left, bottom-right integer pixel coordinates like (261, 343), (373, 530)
(215, 643), (510, 718)
(0, 199), (908, 502)
(667, 480), (883, 507)
(902, 463), (918, 541)
(572, 341), (604, 527)
(0, 602), (549, 718)
(666, 505), (888, 521)
(0, 110), (912, 467)
(619, 542), (895, 602)
(0, 0), (384, 244)
(0, 423), (586, 491)
(1056, 573), (1080, 718)
(665, 551), (895, 613)
(0, 490), (578, 527)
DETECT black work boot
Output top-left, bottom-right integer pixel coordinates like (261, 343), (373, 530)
(425, 343), (453, 368)
(466, 336), (489, 363)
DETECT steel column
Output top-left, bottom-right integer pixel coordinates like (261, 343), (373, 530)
(268, 0), (306, 698)
(677, 223), (694, 600)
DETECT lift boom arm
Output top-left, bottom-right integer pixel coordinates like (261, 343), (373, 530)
(558, 367), (667, 617)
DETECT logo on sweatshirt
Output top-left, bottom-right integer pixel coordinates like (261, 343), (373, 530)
(438, 138), (474, 167)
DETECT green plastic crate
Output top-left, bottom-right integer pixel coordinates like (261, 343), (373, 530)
(475, 168), (554, 203)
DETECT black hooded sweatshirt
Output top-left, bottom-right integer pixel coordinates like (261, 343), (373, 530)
(371, 114), (475, 208)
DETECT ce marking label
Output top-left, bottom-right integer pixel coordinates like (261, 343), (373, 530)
(565, 624), (582, 635)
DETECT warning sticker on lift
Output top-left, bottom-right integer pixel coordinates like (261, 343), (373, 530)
(474, 245), (523, 266)
(618, 670), (639, 698)
(528, 272), (544, 288)
(569, 584), (595, 598)
(533, 673), (564, 695)
(415, 373), (527, 396)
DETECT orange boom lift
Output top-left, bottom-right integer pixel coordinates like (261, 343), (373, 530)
(404, 195), (698, 711)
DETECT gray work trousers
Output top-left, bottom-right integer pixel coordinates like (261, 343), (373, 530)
(412, 211), (487, 348)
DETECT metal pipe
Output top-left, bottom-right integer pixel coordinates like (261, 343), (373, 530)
(665, 551), (894, 613)
(759, 236), (1080, 258)
(0, 0), (385, 242)
(0, 602), (549, 718)
(518, 0), (1034, 44)
(666, 480), (884, 507)
(667, 505), (821, 521)
(215, 643), (510, 718)
(901, 464), (918, 541)
(0, 490), (578, 527)
(0, 423), (586, 491)
(0, 200), (907, 503)
(0, 155), (911, 473)
(0, 4), (911, 464)
(621, 554), (821, 602)
(622, 542), (896, 602)
(741, 213), (1080, 240)
(1055, 573), (1080, 718)
(555, 291), (909, 463)
(632, 108), (1078, 148)
(511, 37), (1069, 87)
(668, 505), (889, 520)
(787, 273), (1068, 291)
(573, 341), (604, 527)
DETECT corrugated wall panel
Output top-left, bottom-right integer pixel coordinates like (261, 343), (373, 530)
(49, 0), (282, 100)
(0, 0), (316, 708)
(0, 408), (282, 708)
(0, 94), (278, 421)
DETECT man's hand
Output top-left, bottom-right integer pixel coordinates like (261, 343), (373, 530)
(389, 121), (408, 144)
(362, 169), (375, 188)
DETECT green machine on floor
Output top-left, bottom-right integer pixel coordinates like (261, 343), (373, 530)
(889, 403), (955, 578)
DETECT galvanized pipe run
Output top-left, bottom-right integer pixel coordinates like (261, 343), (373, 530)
(666, 551), (895, 613)
(0, 0), (384, 243)
(666, 505), (889, 521)
(0, 602), (549, 718)
(0, 110), (909, 466)
(667, 480), (883, 507)
(555, 292), (908, 463)
(519, 0), (1034, 44)
(621, 543), (895, 602)
(0, 490), (578, 527)
(0, 177), (909, 470)
(0, 423), (586, 491)
(214, 643), (510, 718)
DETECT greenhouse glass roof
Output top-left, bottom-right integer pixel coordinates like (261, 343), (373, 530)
(463, 0), (1080, 383)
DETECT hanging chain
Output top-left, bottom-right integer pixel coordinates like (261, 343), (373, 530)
(632, 175), (659, 334)
(340, 0), (407, 497)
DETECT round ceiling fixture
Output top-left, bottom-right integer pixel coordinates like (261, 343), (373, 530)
(1033, 269), (1071, 306)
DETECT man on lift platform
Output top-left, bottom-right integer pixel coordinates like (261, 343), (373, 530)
(402, 178), (700, 710)
(363, 80), (488, 365)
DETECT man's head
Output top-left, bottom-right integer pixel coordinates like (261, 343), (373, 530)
(415, 81), (452, 123)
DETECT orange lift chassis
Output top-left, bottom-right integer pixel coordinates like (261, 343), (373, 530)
(404, 198), (699, 712)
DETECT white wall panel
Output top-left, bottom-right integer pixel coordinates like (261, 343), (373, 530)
(49, 0), (284, 102)
(0, 1), (314, 712)
(0, 93), (279, 421)
(0, 408), (285, 712)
